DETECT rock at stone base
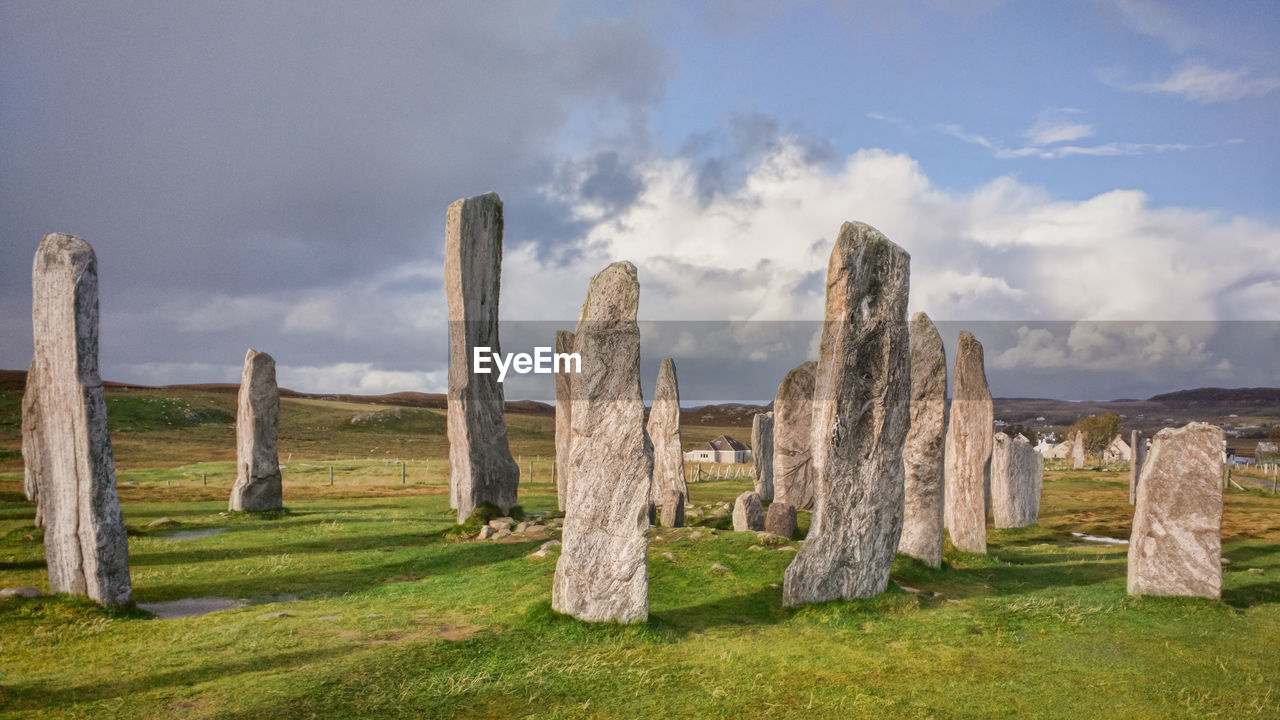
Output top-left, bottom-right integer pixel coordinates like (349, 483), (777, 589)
(531, 540), (562, 558)
(764, 501), (797, 539)
(488, 517), (514, 532)
(732, 491), (765, 532)
(477, 526), (496, 540)
(1127, 423), (1223, 599)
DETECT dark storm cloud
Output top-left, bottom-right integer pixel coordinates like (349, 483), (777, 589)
(0, 2), (670, 376)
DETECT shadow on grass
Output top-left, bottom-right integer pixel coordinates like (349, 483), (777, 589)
(1223, 581), (1280, 608)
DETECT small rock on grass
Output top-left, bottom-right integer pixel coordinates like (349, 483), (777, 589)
(0, 587), (44, 598)
(530, 540), (561, 558)
(661, 552), (676, 561)
(710, 563), (731, 573)
(477, 526), (496, 540)
(258, 611), (292, 619)
(147, 517), (177, 528)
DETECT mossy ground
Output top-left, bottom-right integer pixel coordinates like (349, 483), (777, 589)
(1, 469), (1278, 718)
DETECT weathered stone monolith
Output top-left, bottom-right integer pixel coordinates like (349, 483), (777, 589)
(752, 411), (775, 501)
(943, 331), (993, 554)
(21, 233), (132, 606)
(899, 312), (947, 567)
(732, 491), (764, 532)
(1128, 430), (1145, 506)
(659, 490), (685, 528)
(1127, 423), (1223, 599)
(229, 349), (282, 512)
(991, 433), (1042, 528)
(1071, 430), (1086, 470)
(773, 362), (817, 510)
(445, 192), (520, 523)
(552, 262), (652, 623)
(554, 329), (575, 512)
(648, 358), (687, 514)
(765, 501), (797, 539)
(783, 222), (910, 606)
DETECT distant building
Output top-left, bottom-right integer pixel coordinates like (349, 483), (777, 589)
(684, 435), (752, 463)
(1104, 434), (1132, 462)
(1038, 439), (1071, 459)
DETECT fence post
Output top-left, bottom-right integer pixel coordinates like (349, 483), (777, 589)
(202, 472), (206, 486)
(330, 465), (334, 486)
(401, 461), (406, 485)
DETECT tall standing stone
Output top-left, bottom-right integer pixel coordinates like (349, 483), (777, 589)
(899, 312), (947, 567)
(783, 222), (910, 606)
(732, 491), (764, 532)
(229, 349), (282, 512)
(752, 411), (775, 501)
(647, 358), (687, 513)
(1071, 431), (1086, 470)
(991, 433), (1042, 528)
(1129, 430), (1145, 506)
(764, 501), (797, 539)
(1127, 423), (1223, 599)
(943, 331), (993, 554)
(554, 330), (575, 512)
(773, 361), (817, 510)
(552, 262), (652, 623)
(445, 192), (520, 523)
(21, 233), (131, 606)
(659, 490), (685, 528)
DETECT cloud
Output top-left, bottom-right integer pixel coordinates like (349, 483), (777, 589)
(937, 120), (1230, 159)
(1022, 109), (1095, 146)
(1101, 0), (1202, 52)
(1114, 62), (1280, 104)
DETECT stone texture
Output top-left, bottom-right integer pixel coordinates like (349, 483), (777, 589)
(445, 192), (520, 523)
(752, 412), (775, 501)
(899, 312), (947, 567)
(772, 361), (817, 510)
(648, 358), (688, 514)
(943, 331), (993, 554)
(554, 330), (575, 512)
(1127, 423), (1223, 599)
(21, 233), (132, 606)
(764, 501), (797, 539)
(659, 490), (685, 528)
(552, 262), (652, 623)
(1129, 430), (1145, 506)
(1071, 430), (1086, 470)
(732, 491), (764, 532)
(991, 433), (1043, 528)
(229, 349), (282, 511)
(783, 221), (911, 606)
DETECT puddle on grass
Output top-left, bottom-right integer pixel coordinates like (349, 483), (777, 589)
(163, 528), (227, 541)
(139, 593), (304, 619)
(1071, 532), (1128, 545)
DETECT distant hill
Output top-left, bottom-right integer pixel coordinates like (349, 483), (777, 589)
(1146, 387), (1280, 408)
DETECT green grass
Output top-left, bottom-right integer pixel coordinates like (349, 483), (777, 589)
(2, 470), (1279, 719)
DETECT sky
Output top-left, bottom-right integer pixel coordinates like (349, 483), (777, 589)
(2, 0), (1278, 402)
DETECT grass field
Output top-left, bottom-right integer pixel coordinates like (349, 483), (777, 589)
(2, 389), (1279, 718)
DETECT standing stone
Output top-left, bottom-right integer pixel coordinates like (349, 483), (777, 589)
(648, 358), (688, 513)
(764, 501), (797, 539)
(1127, 423), (1223, 599)
(1071, 430), (1086, 470)
(228, 350), (282, 511)
(552, 262), (652, 623)
(554, 330), (575, 512)
(991, 433), (1043, 528)
(21, 233), (131, 606)
(659, 490), (685, 528)
(732, 491), (765, 532)
(445, 192), (520, 523)
(752, 412), (775, 501)
(899, 312), (947, 567)
(1129, 430), (1145, 506)
(943, 331), (993, 554)
(773, 362), (817, 510)
(783, 222), (911, 606)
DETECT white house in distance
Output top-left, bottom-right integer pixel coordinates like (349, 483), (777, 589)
(1104, 434), (1131, 462)
(1038, 439), (1071, 459)
(684, 435), (753, 463)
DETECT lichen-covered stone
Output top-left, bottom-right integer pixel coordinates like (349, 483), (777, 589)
(752, 412), (775, 501)
(732, 491), (764, 532)
(229, 349), (282, 511)
(1129, 430), (1145, 506)
(552, 262), (652, 623)
(943, 331), (992, 554)
(648, 358), (687, 514)
(445, 192), (520, 523)
(659, 490), (685, 528)
(899, 312), (946, 567)
(764, 501), (797, 539)
(991, 433), (1042, 528)
(1071, 431), (1086, 470)
(554, 329), (575, 512)
(22, 233), (132, 606)
(1127, 423), (1223, 599)
(783, 222), (910, 606)
(773, 362), (817, 510)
